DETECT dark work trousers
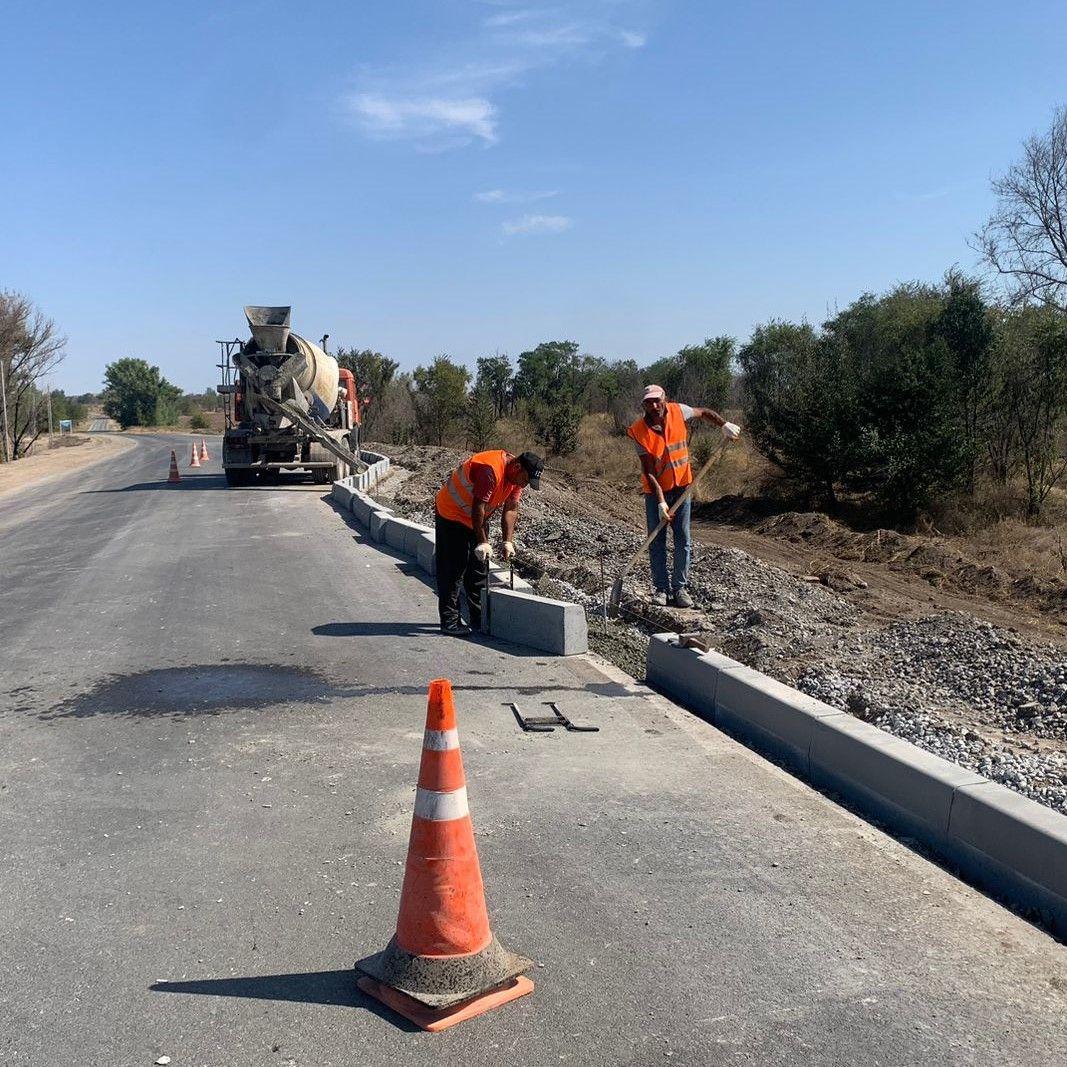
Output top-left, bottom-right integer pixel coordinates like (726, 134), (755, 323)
(434, 512), (489, 629)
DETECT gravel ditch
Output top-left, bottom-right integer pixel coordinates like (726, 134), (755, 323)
(369, 444), (1067, 815)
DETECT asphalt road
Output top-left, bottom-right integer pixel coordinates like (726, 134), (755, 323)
(1, 434), (1065, 1066)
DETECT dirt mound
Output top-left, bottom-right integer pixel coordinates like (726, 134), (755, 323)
(751, 510), (1065, 619)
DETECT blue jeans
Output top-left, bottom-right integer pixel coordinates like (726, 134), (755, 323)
(644, 487), (691, 593)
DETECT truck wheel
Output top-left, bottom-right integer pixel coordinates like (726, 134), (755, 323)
(225, 468), (248, 488)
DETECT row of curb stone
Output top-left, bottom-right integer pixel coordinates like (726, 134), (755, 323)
(331, 456), (588, 656)
(646, 633), (1067, 938)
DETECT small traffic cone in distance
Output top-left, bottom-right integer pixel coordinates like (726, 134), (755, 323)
(355, 678), (534, 1032)
(199, 437), (210, 462)
(189, 441), (201, 468)
(167, 450), (181, 483)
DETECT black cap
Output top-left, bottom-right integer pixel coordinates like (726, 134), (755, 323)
(517, 451), (544, 490)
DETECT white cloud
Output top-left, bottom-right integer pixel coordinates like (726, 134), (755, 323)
(474, 188), (558, 203)
(502, 213), (573, 236)
(484, 9), (538, 28)
(345, 2), (648, 152)
(350, 94), (497, 145)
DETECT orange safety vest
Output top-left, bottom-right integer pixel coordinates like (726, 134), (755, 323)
(627, 403), (693, 494)
(435, 449), (514, 528)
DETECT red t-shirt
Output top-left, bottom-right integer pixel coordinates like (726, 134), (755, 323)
(470, 461), (523, 505)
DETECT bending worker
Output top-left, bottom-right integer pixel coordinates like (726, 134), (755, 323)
(627, 385), (740, 608)
(434, 449), (545, 637)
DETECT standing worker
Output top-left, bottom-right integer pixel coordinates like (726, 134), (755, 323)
(627, 385), (740, 608)
(434, 449), (545, 636)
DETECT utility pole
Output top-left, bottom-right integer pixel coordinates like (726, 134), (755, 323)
(0, 350), (10, 463)
(46, 382), (54, 443)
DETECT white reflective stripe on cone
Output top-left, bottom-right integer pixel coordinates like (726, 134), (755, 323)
(423, 727), (460, 751)
(414, 786), (469, 821)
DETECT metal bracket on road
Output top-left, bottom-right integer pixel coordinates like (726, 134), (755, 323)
(507, 701), (599, 734)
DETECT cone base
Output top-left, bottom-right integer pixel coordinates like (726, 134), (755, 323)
(356, 933), (531, 1009)
(357, 974), (533, 1032)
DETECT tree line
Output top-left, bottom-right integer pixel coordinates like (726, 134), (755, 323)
(8, 107), (1067, 520)
(336, 337), (734, 458)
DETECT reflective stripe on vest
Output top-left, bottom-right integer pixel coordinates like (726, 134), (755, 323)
(435, 449), (511, 527)
(627, 403), (693, 494)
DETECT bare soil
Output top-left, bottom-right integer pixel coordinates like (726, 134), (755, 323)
(0, 434), (135, 499)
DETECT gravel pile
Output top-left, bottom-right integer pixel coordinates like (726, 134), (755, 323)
(371, 444), (1067, 816)
(797, 615), (1067, 813)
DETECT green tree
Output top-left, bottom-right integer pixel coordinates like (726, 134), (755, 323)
(513, 341), (594, 455)
(336, 348), (400, 436)
(993, 307), (1067, 517)
(49, 390), (87, 426)
(740, 321), (861, 505)
(824, 284), (969, 515)
(101, 358), (181, 428)
(412, 356), (470, 445)
(465, 387), (497, 450)
(929, 271), (994, 489)
(474, 354), (514, 419)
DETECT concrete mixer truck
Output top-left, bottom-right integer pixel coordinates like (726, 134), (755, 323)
(217, 306), (367, 487)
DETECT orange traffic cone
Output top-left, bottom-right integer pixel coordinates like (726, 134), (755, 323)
(356, 679), (534, 1031)
(199, 437), (210, 462)
(167, 450), (181, 483)
(189, 441), (201, 468)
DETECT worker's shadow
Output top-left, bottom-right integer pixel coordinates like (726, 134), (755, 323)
(313, 621), (441, 638)
(150, 970), (418, 1032)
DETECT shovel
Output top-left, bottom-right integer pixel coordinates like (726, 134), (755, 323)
(607, 440), (730, 618)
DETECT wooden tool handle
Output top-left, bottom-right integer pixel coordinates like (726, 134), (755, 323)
(619, 441), (730, 576)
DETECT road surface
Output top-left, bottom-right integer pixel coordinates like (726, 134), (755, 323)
(1, 434), (1065, 1066)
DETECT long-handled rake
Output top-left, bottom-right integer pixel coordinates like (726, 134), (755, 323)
(606, 440), (730, 618)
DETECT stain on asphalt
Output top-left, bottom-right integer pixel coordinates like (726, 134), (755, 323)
(39, 665), (357, 721)
(31, 666), (630, 721)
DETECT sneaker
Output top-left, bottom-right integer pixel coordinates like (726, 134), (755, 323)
(672, 588), (695, 609)
(651, 590), (669, 607)
(441, 621), (472, 637)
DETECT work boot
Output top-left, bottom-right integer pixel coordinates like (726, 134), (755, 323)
(651, 590), (668, 607)
(672, 588), (695, 609)
(441, 621), (472, 638)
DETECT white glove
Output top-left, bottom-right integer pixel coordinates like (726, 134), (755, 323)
(658, 501), (671, 522)
(502, 540), (516, 561)
(721, 421), (741, 441)
(473, 542), (493, 562)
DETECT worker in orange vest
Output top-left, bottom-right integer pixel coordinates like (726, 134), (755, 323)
(627, 384), (740, 608)
(434, 449), (545, 636)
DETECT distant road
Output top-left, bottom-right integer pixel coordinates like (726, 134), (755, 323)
(87, 417), (113, 431)
(1, 433), (1065, 1065)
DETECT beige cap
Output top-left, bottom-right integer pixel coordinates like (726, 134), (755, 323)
(641, 384), (666, 402)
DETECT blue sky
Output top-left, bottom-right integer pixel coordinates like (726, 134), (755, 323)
(2, 0), (1065, 393)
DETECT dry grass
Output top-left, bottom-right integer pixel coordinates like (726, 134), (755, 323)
(491, 410), (774, 497)
(921, 482), (1067, 584)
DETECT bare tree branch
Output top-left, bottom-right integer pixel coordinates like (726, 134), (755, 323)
(976, 108), (1067, 311)
(0, 291), (67, 459)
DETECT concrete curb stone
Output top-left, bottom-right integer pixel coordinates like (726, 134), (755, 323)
(644, 631), (1067, 937)
(488, 588), (588, 656)
(331, 466), (587, 656)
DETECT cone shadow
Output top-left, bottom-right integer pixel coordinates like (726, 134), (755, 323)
(149, 969), (420, 1031)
